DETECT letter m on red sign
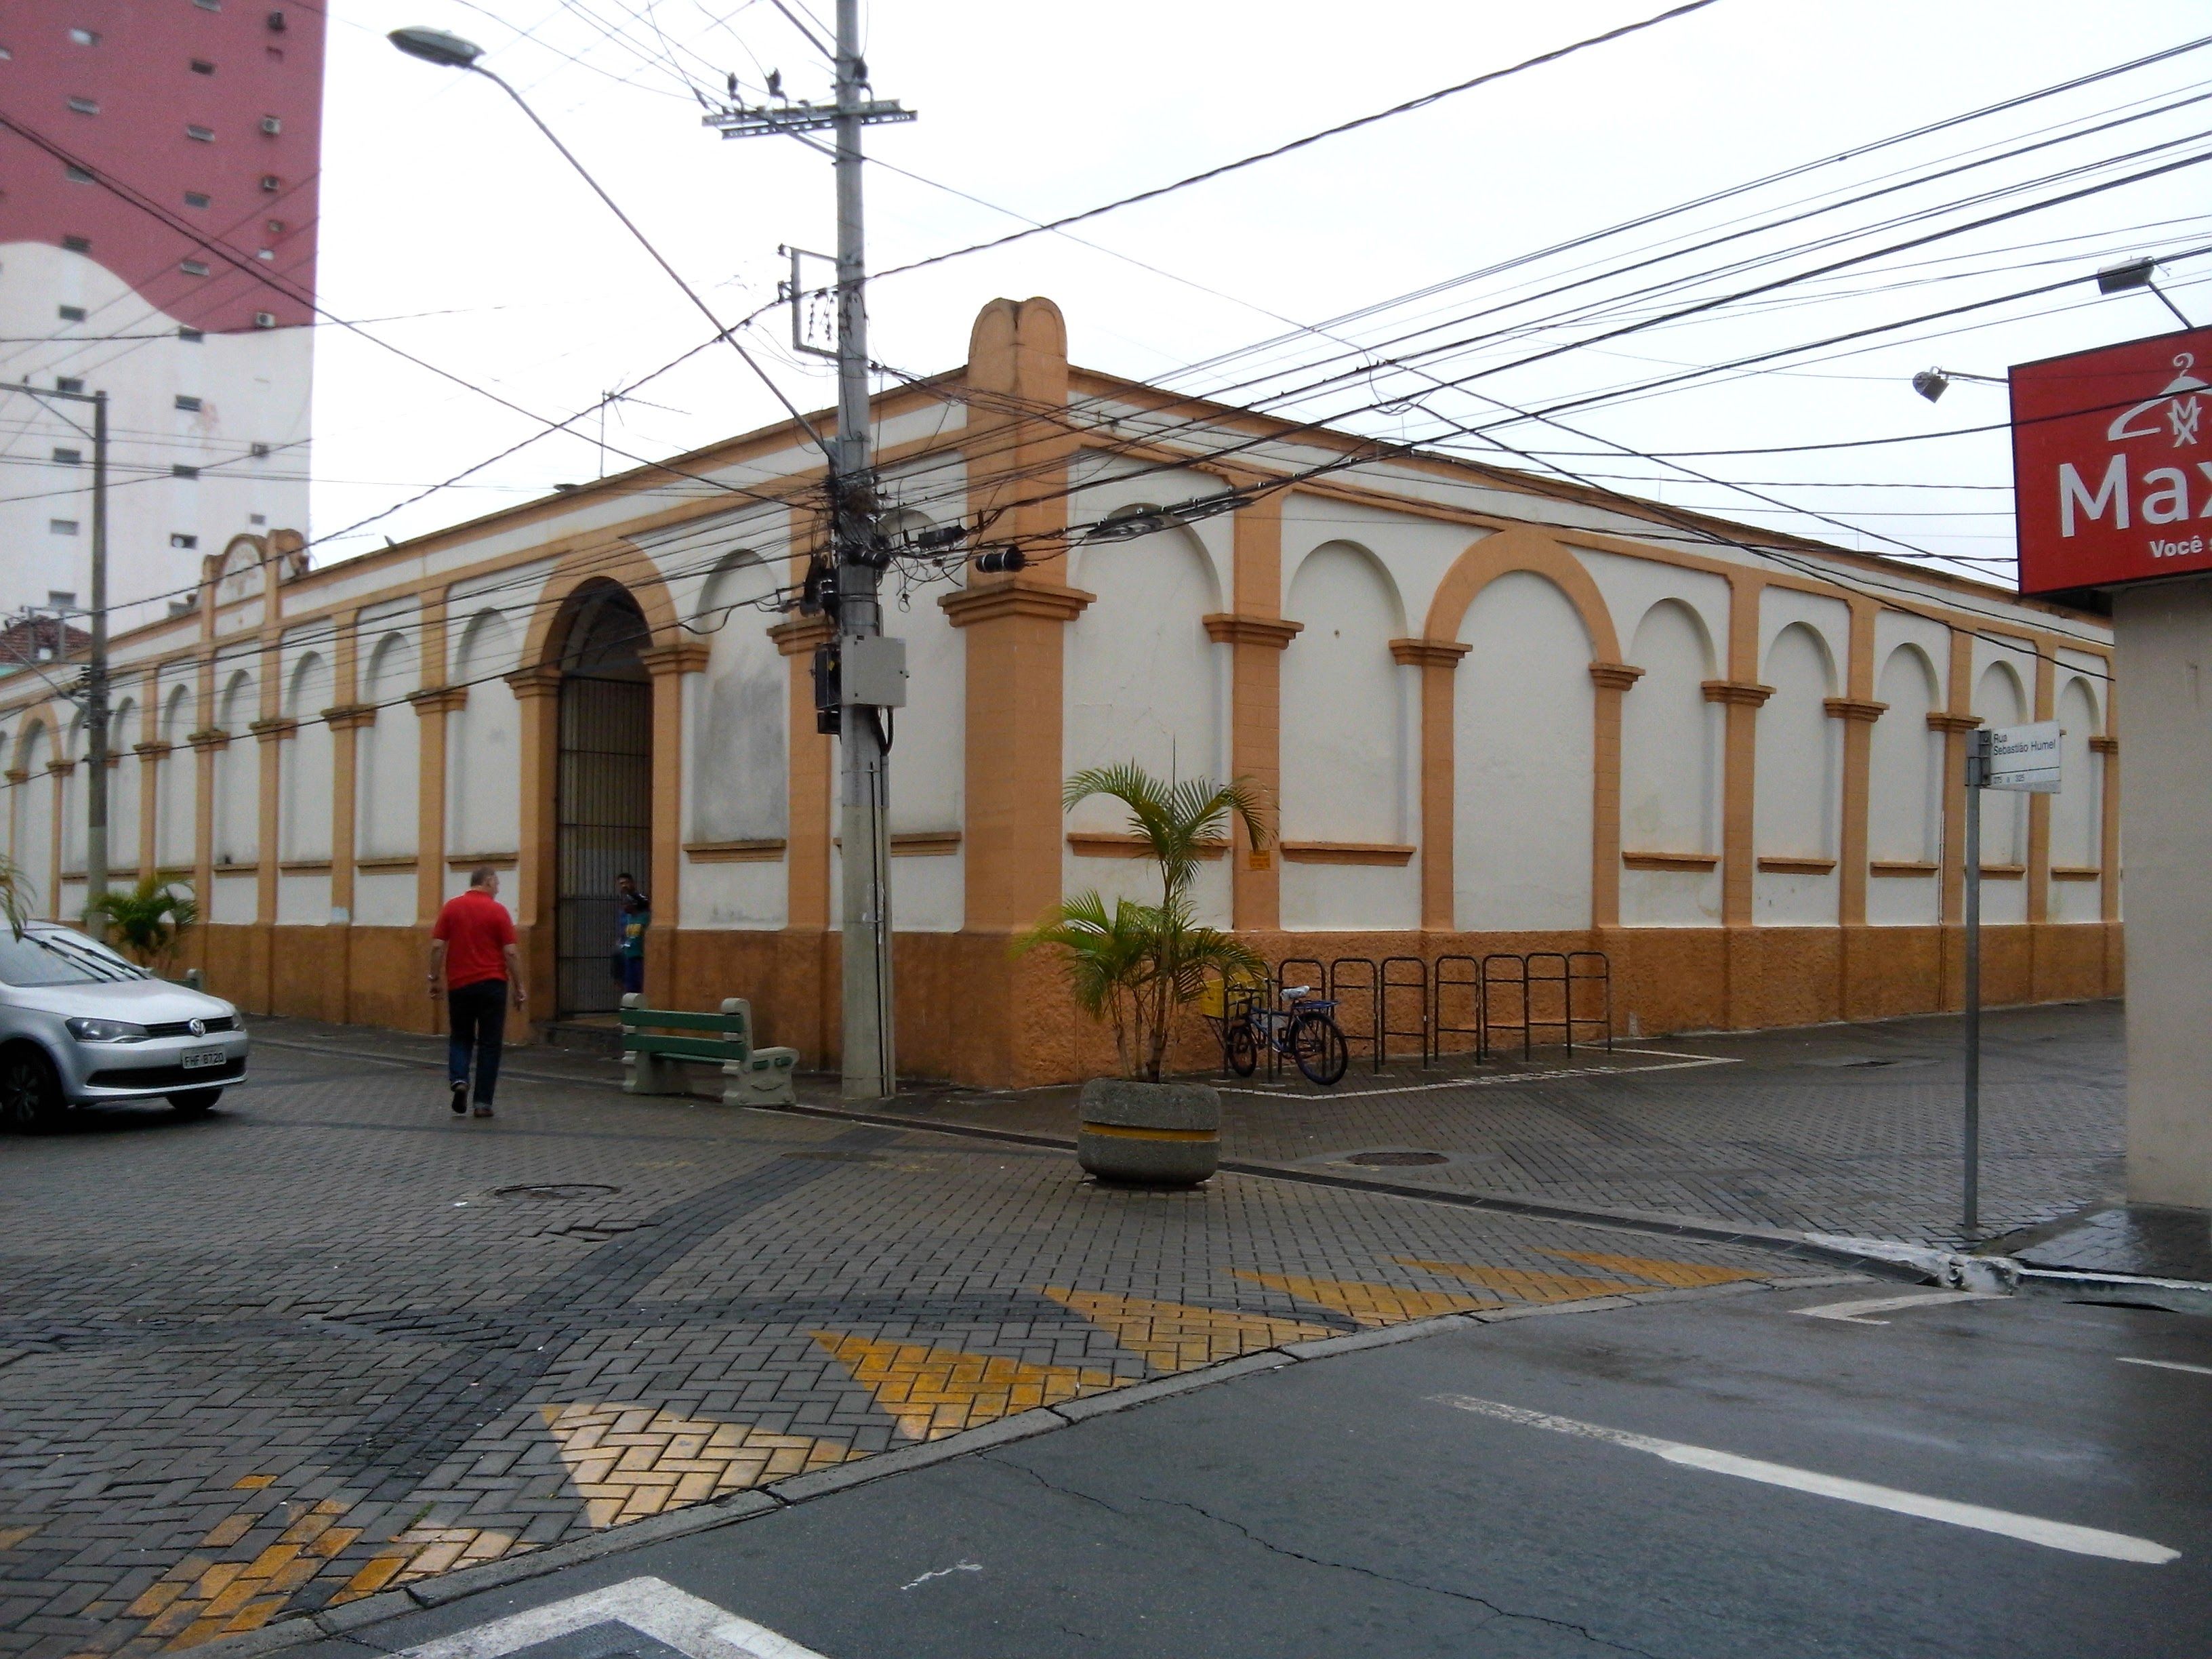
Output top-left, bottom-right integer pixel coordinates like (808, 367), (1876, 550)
(2013, 325), (2212, 597)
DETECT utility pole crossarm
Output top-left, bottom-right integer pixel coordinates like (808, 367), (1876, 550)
(704, 101), (914, 140)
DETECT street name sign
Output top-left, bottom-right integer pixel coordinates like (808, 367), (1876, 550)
(2012, 325), (2212, 597)
(1982, 720), (2062, 793)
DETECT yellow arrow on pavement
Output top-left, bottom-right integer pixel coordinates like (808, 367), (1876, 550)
(539, 1402), (851, 1528)
(1393, 1257), (1645, 1303)
(813, 1332), (1123, 1440)
(1041, 1288), (1336, 1371)
(1536, 1248), (1767, 1288)
(1231, 1271), (1500, 1327)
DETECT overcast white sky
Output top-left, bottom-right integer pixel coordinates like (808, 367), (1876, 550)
(306, 0), (2212, 578)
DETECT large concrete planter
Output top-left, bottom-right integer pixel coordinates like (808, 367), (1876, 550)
(1076, 1078), (1221, 1186)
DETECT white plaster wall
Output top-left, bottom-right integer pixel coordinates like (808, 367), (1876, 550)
(1279, 493), (1481, 649)
(211, 869), (256, 926)
(888, 853), (963, 933)
(358, 632), (419, 859)
(60, 715), (85, 877)
(156, 682), (195, 870)
(888, 573), (965, 842)
(448, 611), (520, 858)
(2052, 674), (2104, 924)
(1576, 548), (1730, 673)
(354, 869), (415, 928)
(1279, 540), (1417, 930)
(1453, 572), (1593, 930)
(1620, 598), (1722, 926)
(277, 874), (330, 924)
(1754, 621), (1840, 925)
(1868, 642), (1943, 926)
(18, 725), (52, 917)
(1064, 517), (1227, 923)
(110, 699), (140, 874)
(1973, 657), (2030, 926)
(1282, 542), (1407, 844)
(212, 672), (257, 872)
(283, 653), (334, 863)
(687, 555), (787, 853)
(682, 859), (788, 928)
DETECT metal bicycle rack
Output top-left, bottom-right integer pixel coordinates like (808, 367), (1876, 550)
(1381, 956), (1431, 1068)
(1519, 951), (1616, 1054)
(1328, 957), (1382, 1072)
(1479, 953), (1532, 1061)
(1433, 954), (1483, 1060)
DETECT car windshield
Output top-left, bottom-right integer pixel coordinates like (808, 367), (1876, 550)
(0, 927), (152, 987)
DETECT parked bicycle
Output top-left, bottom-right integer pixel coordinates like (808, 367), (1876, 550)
(1219, 979), (1350, 1087)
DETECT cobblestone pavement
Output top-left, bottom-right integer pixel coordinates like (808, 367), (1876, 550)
(888, 1000), (2125, 1249)
(0, 1029), (1823, 1659)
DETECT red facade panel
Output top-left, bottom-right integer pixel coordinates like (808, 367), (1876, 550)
(0, 0), (325, 331)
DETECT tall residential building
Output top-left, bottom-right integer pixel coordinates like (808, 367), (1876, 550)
(0, 0), (322, 627)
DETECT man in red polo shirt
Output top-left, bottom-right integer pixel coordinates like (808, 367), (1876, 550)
(428, 867), (527, 1118)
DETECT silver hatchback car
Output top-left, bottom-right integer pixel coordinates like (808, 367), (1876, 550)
(0, 923), (249, 1130)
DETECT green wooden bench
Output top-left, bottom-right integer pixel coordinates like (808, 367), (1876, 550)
(617, 995), (798, 1107)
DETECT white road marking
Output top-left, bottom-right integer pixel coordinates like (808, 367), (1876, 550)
(1794, 1290), (2003, 1325)
(1431, 1394), (2179, 1565)
(393, 1576), (829, 1659)
(899, 1559), (983, 1591)
(1221, 1054), (1737, 1100)
(2118, 1356), (2212, 1378)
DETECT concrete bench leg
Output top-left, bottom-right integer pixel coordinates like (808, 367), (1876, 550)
(619, 992), (680, 1096)
(725, 1047), (798, 1107)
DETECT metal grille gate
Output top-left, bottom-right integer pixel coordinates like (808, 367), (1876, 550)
(554, 672), (652, 1017)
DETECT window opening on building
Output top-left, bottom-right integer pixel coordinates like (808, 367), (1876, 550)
(175, 395), (203, 412)
(184, 191), (210, 209)
(172, 465), (199, 479)
(66, 96), (98, 115)
(52, 448), (81, 466)
(58, 305), (86, 322)
(259, 173), (280, 192)
(266, 220), (285, 234)
(258, 115), (281, 135)
(49, 520), (79, 537)
(180, 259), (209, 276)
(191, 58), (215, 75)
(171, 533), (199, 550)
(186, 124), (213, 142)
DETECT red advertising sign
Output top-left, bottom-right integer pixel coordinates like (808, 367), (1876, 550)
(2012, 325), (2212, 596)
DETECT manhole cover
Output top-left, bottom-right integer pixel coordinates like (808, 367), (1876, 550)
(491, 1183), (620, 1200)
(1343, 1150), (1451, 1167)
(1803, 1055), (1934, 1070)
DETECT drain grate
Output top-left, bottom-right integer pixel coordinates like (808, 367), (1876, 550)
(491, 1183), (620, 1200)
(1343, 1150), (1451, 1168)
(1804, 1055), (1934, 1070)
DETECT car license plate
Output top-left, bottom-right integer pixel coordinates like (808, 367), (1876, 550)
(180, 1047), (227, 1071)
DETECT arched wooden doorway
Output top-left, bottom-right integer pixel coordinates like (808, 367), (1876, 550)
(553, 583), (653, 1017)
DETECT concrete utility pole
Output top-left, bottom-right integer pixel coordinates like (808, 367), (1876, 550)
(1, 380), (110, 937)
(705, 5), (913, 1099)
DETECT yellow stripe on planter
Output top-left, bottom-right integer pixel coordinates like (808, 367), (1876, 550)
(1079, 1123), (1217, 1143)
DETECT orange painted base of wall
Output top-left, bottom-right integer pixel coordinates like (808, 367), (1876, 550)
(190, 920), (2123, 1089)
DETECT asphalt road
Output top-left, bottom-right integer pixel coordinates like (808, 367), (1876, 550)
(310, 1284), (2212, 1659)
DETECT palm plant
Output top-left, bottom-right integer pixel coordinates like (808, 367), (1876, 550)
(1019, 762), (1271, 1081)
(84, 876), (197, 970)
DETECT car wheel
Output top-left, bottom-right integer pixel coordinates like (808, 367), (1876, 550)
(1, 1047), (64, 1132)
(167, 1088), (224, 1118)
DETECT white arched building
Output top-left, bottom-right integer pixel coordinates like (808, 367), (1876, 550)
(0, 298), (2119, 1085)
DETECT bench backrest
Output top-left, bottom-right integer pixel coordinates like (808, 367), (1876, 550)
(619, 994), (756, 1061)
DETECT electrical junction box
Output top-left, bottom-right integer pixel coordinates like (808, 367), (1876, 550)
(840, 634), (908, 708)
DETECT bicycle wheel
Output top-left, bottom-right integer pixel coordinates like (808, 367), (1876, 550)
(1226, 1021), (1259, 1078)
(1291, 1014), (1349, 1086)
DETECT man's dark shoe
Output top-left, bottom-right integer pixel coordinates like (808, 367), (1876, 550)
(450, 1081), (469, 1115)
(472, 1103), (495, 1119)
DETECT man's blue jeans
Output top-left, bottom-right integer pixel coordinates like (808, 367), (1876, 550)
(446, 979), (508, 1105)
